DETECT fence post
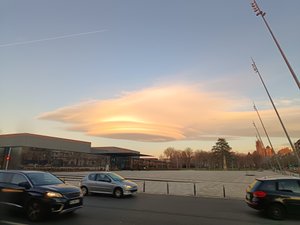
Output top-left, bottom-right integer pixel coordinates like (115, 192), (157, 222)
(167, 182), (169, 194)
(223, 185), (226, 198)
(194, 183), (196, 196)
(143, 181), (146, 193)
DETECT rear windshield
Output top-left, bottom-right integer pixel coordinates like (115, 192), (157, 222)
(26, 172), (63, 186)
(259, 180), (276, 191)
(248, 179), (276, 192)
(248, 180), (262, 191)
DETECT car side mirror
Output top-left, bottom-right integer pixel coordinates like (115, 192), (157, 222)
(18, 181), (31, 189)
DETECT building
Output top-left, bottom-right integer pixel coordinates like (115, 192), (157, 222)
(91, 146), (146, 170)
(255, 140), (274, 157)
(277, 147), (292, 156)
(0, 133), (163, 171)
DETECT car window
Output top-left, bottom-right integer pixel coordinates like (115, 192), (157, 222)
(259, 181), (276, 191)
(11, 174), (28, 186)
(0, 172), (12, 183)
(96, 174), (110, 182)
(88, 173), (96, 181)
(278, 180), (300, 193)
(0, 172), (5, 182)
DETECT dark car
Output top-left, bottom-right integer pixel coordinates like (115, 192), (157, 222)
(0, 170), (83, 221)
(245, 176), (300, 220)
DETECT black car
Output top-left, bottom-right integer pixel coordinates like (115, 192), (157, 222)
(245, 176), (300, 220)
(0, 170), (83, 221)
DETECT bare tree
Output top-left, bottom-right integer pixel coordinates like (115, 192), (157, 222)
(184, 148), (193, 168)
(194, 150), (213, 169)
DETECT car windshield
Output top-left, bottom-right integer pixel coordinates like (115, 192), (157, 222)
(26, 172), (63, 186)
(109, 173), (125, 182)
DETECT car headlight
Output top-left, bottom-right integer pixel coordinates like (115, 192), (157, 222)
(124, 185), (132, 190)
(46, 191), (63, 198)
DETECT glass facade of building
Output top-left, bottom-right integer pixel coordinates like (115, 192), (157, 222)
(0, 133), (168, 171)
(0, 146), (109, 171)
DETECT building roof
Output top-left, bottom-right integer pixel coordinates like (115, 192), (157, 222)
(91, 146), (149, 157)
(0, 133), (91, 144)
(0, 133), (91, 153)
(0, 133), (150, 157)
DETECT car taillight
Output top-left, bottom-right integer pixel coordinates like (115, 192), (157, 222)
(253, 191), (266, 198)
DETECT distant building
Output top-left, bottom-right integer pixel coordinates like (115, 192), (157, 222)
(265, 146), (274, 157)
(277, 147), (292, 156)
(0, 133), (166, 170)
(255, 140), (265, 156)
(255, 140), (274, 157)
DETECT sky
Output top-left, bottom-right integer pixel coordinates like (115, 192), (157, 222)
(0, 0), (299, 157)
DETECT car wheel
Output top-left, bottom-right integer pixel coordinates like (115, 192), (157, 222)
(113, 188), (123, 198)
(268, 203), (286, 220)
(26, 201), (44, 221)
(81, 186), (88, 196)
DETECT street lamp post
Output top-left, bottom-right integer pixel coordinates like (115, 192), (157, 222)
(251, 0), (300, 90)
(251, 59), (300, 166)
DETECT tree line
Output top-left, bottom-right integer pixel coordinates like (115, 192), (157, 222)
(160, 138), (297, 170)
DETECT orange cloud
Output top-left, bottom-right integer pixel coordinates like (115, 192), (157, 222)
(38, 84), (300, 141)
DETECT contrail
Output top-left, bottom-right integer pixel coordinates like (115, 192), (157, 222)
(0, 29), (107, 48)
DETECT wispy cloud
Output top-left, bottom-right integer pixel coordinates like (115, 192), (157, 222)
(38, 84), (300, 142)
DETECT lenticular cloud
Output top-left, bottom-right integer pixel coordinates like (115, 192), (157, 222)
(38, 84), (300, 141)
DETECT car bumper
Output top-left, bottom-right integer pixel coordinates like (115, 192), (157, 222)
(46, 197), (83, 214)
(59, 205), (83, 214)
(245, 199), (264, 210)
(123, 189), (138, 196)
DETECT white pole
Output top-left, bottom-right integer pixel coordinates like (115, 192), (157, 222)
(251, 0), (300, 90)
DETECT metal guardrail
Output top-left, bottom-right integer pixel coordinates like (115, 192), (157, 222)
(55, 171), (300, 199)
(57, 174), (85, 181)
(56, 174), (253, 184)
(56, 174), (248, 198)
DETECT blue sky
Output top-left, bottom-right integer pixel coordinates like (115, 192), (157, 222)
(1, 0), (299, 157)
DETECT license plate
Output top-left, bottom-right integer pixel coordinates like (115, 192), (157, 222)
(69, 199), (80, 205)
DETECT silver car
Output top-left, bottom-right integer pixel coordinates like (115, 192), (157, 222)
(80, 172), (138, 198)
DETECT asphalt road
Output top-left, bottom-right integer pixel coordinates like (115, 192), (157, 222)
(1, 194), (299, 225)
